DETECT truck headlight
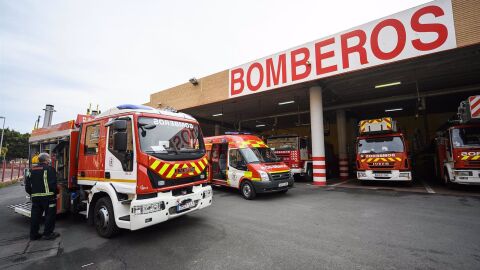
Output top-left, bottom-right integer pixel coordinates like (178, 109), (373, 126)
(399, 172), (411, 179)
(259, 171), (270, 181)
(454, 171), (472, 176)
(131, 202), (164, 215)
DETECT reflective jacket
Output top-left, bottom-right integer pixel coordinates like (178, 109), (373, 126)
(25, 163), (57, 198)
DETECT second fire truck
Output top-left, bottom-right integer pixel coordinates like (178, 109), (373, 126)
(434, 96), (480, 186)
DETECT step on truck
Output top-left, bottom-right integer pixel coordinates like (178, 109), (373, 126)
(435, 96), (480, 186)
(356, 117), (412, 183)
(12, 104), (212, 237)
(204, 134), (294, 200)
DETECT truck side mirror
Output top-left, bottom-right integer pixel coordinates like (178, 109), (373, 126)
(114, 131), (128, 152)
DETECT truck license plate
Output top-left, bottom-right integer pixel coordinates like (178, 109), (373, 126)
(177, 200), (196, 212)
(375, 173), (390, 177)
(278, 182), (288, 187)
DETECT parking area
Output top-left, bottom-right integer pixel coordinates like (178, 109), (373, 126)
(2, 182), (480, 270)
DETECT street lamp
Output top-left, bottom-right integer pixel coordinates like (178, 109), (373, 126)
(0, 116), (5, 161)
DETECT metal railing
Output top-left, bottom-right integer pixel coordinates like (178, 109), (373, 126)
(1, 161), (27, 183)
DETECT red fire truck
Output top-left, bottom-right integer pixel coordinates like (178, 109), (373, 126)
(12, 104), (212, 237)
(266, 135), (312, 180)
(434, 96), (480, 186)
(204, 134), (293, 199)
(355, 117), (412, 183)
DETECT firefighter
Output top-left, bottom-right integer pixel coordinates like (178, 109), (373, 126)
(25, 153), (60, 240)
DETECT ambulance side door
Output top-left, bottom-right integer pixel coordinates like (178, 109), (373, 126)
(228, 149), (246, 189)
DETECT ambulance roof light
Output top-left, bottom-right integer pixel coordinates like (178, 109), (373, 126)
(117, 104), (154, 110)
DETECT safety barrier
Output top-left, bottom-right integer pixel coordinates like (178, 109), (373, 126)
(1, 161), (27, 183)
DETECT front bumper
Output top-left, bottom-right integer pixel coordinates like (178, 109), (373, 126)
(251, 178), (294, 193)
(452, 170), (480, 185)
(127, 185), (212, 231)
(357, 170), (412, 181)
(290, 168), (304, 175)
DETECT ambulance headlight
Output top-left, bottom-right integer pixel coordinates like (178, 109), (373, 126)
(454, 171), (472, 176)
(259, 171), (270, 181)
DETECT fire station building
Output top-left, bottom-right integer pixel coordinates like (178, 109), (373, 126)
(145, 0), (480, 186)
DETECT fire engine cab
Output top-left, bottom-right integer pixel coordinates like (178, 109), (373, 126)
(266, 135), (312, 180)
(356, 117), (412, 183)
(13, 104), (212, 237)
(204, 134), (294, 200)
(435, 96), (480, 185)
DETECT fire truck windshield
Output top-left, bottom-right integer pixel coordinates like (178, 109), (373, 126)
(267, 137), (297, 151)
(137, 117), (205, 161)
(357, 137), (404, 154)
(451, 127), (480, 147)
(240, 147), (281, 164)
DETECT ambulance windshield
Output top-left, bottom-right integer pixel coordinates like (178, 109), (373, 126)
(240, 147), (281, 164)
(138, 117), (205, 160)
(357, 136), (404, 154)
(451, 127), (480, 147)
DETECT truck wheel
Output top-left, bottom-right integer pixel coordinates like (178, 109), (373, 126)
(240, 181), (256, 200)
(94, 197), (120, 238)
(444, 170), (454, 189)
(304, 164), (313, 182)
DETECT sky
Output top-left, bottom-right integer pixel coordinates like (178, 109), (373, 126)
(0, 0), (430, 133)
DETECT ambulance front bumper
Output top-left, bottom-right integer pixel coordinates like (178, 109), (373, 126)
(357, 170), (412, 181)
(452, 170), (480, 185)
(251, 178), (294, 193)
(127, 185), (212, 231)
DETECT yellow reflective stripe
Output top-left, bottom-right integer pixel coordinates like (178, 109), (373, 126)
(191, 162), (201, 174)
(43, 170), (50, 194)
(388, 158), (395, 162)
(198, 160), (206, 170)
(461, 156), (469, 160)
(472, 156), (480, 160)
(150, 160), (161, 170)
(202, 157), (209, 165)
(380, 158), (387, 162)
(31, 192), (54, 197)
(167, 164), (180, 178)
(77, 177), (136, 183)
(273, 170), (290, 173)
(373, 158), (380, 162)
(244, 171), (252, 178)
(159, 163), (170, 175)
(251, 177), (261, 181)
(395, 158), (402, 161)
(367, 158), (373, 162)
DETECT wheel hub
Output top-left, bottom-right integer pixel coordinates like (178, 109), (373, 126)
(97, 206), (109, 229)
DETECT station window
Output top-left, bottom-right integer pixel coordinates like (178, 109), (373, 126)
(84, 124), (100, 155)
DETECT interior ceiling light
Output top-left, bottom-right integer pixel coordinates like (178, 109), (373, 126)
(278, 100), (295, 105)
(256, 124), (266, 127)
(385, 108), (403, 112)
(212, 113), (223, 117)
(375, 81), (401, 89)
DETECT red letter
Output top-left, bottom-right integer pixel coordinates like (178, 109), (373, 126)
(230, 68), (244, 96)
(371, 19), (406, 60)
(411, 5), (448, 51)
(266, 54), (287, 87)
(246, 62), (264, 92)
(290, 47), (311, 81)
(340, 30), (368, 69)
(315, 37), (337, 75)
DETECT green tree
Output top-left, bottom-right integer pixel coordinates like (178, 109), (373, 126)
(1, 129), (29, 160)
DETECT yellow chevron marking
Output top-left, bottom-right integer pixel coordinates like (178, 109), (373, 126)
(373, 158), (380, 162)
(361, 159), (366, 162)
(150, 160), (161, 170)
(461, 156), (469, 160)
(472, 155), (480, 160)
(198, 160), (206, 169)
(388, 158), (395, 162)
(191, 162), (201, 174)
(202, 157), (209, 165)
(367, 158), (373, 162)
(166, 164), (180, 178)
(159, 163), (170, 175)
(380, 158), (387, 162)
(395, 158), (402, 161)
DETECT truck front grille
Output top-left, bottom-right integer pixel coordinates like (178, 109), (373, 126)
(270, 171), (291, 181)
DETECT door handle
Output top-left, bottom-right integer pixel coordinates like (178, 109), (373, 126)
(105, 172), (111, 179)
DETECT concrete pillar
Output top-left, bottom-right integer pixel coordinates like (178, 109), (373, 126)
(214, 124), (220, 136)
(309, 86), (326, 186)
(336, 109), (349, 179)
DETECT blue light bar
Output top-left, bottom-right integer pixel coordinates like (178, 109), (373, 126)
(117, 104), (154, 110)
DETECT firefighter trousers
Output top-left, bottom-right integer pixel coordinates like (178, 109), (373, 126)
(30, 196), (56, 239)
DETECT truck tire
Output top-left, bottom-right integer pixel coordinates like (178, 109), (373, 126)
(240, 181), (256, 200)
(94, 197), (120, 238)
(444, 170), (454, 189)
(304, 164), (313, 182)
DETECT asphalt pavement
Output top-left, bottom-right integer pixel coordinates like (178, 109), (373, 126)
(1, 182), (480, 270)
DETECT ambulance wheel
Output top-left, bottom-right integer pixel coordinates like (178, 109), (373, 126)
(94, 197), (120, 238)
(240, 181), (256, 200)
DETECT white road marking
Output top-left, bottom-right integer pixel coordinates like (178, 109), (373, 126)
(329, 179), (352, 187)
(421, 180), (436, 194)
(81, 263), (95, 268)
